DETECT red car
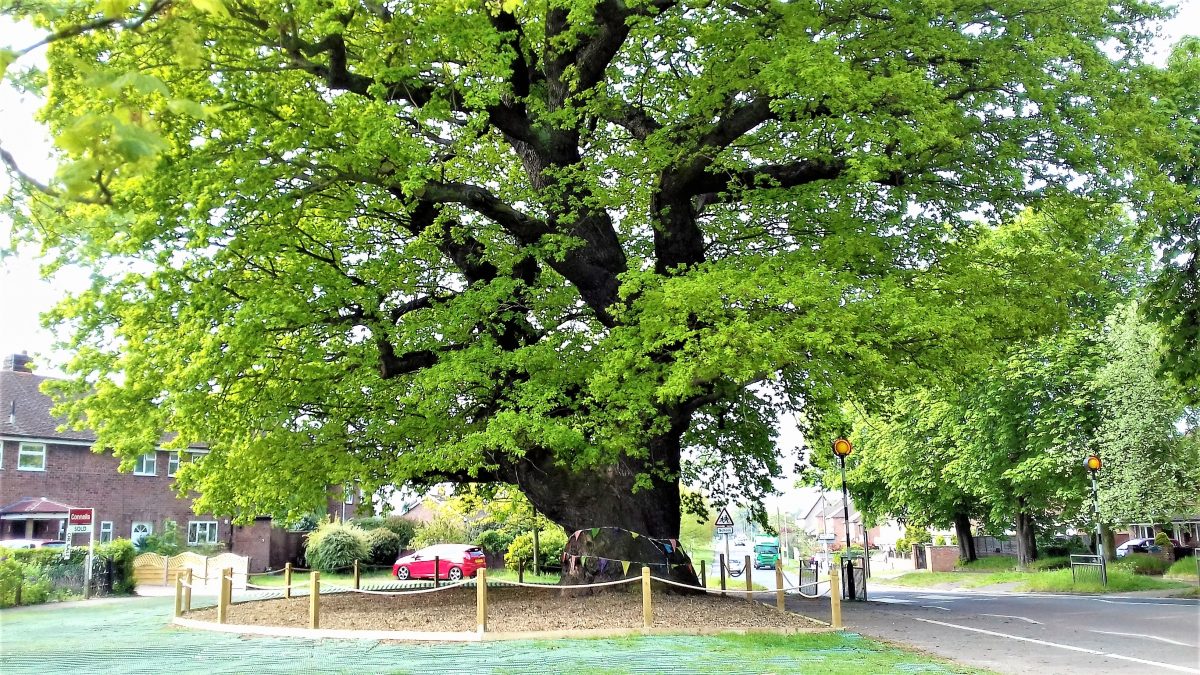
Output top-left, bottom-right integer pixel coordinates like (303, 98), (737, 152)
(393, 544), (486, 581)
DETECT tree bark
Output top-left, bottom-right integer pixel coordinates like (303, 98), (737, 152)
(953, 511), (977, 563)
(1015, 505), (1038, 567)
(1100, 522), (1117, 561)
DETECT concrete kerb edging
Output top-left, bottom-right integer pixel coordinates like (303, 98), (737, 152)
(171, 616), (835, 642)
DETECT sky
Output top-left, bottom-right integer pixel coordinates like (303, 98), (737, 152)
(1, 4), (1198, 513)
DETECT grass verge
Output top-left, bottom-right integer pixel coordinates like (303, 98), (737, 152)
(884, 567), (1188, 593)
(1165, 556), (1200, 581)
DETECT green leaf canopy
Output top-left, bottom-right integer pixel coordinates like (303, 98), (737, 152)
(4, 0), (1184, 534)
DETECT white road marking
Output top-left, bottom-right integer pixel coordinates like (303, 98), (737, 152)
(913, 618), (1200, 674)
(1096, 599), (1197, 607)
(980, 613), (1042, 625)
(915, 594), (962, 601)
(1089, 630), (1196, 648)
(921, 605), (951, 611)
(873, 597), (914, 604)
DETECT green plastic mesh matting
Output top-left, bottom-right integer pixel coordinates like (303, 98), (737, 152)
(0, 596), (966, 674)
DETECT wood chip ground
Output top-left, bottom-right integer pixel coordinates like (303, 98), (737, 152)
(186, 587), (824, 632)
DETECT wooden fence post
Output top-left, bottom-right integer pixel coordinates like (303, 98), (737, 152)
(184, 569), (192, 612)
(719, 554), (726, 595)
(518, 560), (524, 584)
(433, 556), (440, 588)
(217, 570), (230, 624)
(641, 566), (652, 628)
(829, 563), (842, 629)
(476, 568), (488, 634)
(174, 576), (183, 617)
(354, 560), (360, 590)
(775, 559), (785, 612)
(699, 559), (706, 588)
(744, 555), (753, 602)
(309, 571), (320, 630)
(284, 563), (293, 600)
(222, 567), (233, 610)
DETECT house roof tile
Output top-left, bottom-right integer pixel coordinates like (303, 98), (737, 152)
(0, 370), (95, 442)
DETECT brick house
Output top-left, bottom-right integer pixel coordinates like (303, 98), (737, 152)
(0, 353), (330, 571)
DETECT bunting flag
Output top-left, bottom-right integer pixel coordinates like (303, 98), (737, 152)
(569, 555), (577, 573)
(572, 530), (582, 541)
(664, 542), (673, 554)
(670, 539), (678, 549)
(621, 560), (631, 575)
(630, 532), (639, 539)
(687, 563), (695, 575)
(590, 527), (600, 538)
(598, 558), (608, 574)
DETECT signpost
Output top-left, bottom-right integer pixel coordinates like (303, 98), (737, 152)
(715, 507), (735, 583)
(68, 508), (95, 598)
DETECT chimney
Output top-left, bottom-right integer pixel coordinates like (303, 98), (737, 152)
(3, 353), (33, 373)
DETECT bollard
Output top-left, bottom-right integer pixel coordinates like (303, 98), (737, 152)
(222, 567), (233, 610)
(745, 555), (753, 602)
(641, 566), (652, 628)
(775, 559), (784, 612)
(310, 571), (320, 629)
(217, 570), (230, 624)
(284, 563), (292, 600)
(434, 556), (440, 588)
(476, 568), (488, 633)
(700, 559), (706, 588)
(829, 564), (842, 629)
(719, 554), (726, 595)
(354, 560), (361, 590)
(174, 577), (183, 617)
(184, 569), (193, 612)
(518, 560), (524, 585)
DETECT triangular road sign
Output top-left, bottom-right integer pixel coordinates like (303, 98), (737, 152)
(715, 507), (734, 528)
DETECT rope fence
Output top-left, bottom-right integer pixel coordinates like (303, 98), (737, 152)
(176, 559), (843, 632)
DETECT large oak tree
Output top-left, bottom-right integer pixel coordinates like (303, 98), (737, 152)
(2, 1), (1185, 574)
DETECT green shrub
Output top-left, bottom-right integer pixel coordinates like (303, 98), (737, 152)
(1116, 553), (1173, 575)
(504, 528), (567, 571)
(137, 520), (184, 555)
(411, 518), (468, 550)
(381, 517), (416, 549)
(352, 516), (385, 530)
(1153, 532), (1172, 548)
(476, 529), (516, 556)
(896, 528), (931, 555)
(0, 557), (23, 607)
(304, 522), (369, 572)
(98, 539), (137, 594)
(365, 528), (402, 566)
(934, 535), (947, 546)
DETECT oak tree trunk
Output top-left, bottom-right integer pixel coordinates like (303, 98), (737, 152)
(1015, 506), (1038, 567)
(953, 511), (977, 563)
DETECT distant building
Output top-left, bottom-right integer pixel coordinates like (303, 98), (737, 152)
(0, 353), (349, 571)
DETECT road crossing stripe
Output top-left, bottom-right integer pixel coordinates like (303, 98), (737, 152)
(912, 617), (1200, 674)
(1089, 630), (1195, 648)
(980, 613), (1042, 625)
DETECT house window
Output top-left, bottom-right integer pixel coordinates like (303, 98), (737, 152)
(167, 453), (180, 476)
(188, 521), (219, 545)
(99, 521), (113, 544)
(134, 452), (157, 476)
(18, 442), (46, 471)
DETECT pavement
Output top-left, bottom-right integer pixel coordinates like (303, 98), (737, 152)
(786, 582), (1200, 674)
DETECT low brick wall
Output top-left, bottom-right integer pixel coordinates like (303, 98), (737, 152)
(925, 545), (960, 572)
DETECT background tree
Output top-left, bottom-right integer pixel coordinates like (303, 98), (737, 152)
(1094, 304), (1200, 539)
(1, 1), (1185, 578)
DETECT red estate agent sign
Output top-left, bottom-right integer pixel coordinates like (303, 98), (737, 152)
(69, 508), (94, 527)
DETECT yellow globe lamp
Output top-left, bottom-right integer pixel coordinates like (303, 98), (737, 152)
(832, 438), (853, 458)
(1084, 454), (1102, 472)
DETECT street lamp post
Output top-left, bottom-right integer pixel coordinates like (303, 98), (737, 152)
(833, 438), (854, 600)
(1085, 454), (1106, 585)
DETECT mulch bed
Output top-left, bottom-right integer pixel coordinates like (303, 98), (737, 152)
(185, 586), (823, 633)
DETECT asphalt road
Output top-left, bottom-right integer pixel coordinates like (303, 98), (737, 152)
(785, 584), (1200, 674)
